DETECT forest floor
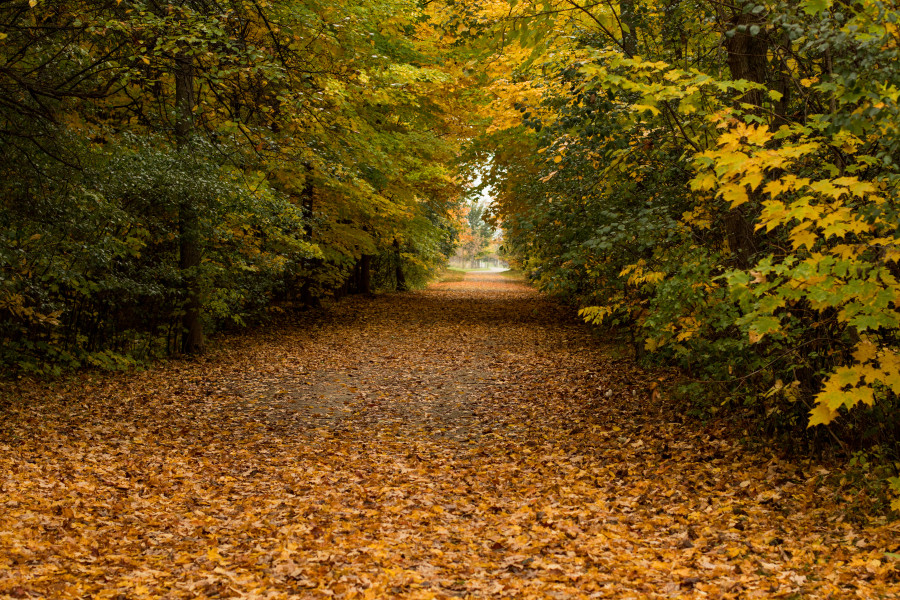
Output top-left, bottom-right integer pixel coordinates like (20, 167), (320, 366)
(1, 272), (899, 599)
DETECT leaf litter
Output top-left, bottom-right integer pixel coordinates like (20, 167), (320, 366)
(1, 272), (899, 599)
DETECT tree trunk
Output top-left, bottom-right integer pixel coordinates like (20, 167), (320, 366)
(774, 32), (792, 123)
(394, 238), (407, 291)
(721, 8), (769, 268)
(350, 260), (364, 294)
(661, 0), (685, 62)
(723, 206), (758, 268)
(298, 166), (319, 307)
(360, 254), (372, 295)
(621, 0), (638, 57)
(725, 11), (769, 110)
(175, 52), (204, 354)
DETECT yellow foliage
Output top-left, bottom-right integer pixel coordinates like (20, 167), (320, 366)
(810, 344), (900, 425)
(620, 261), (665, 286)
(578, 304), (620, 325)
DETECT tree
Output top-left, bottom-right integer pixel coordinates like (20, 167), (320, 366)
(464, 0), (900, 483)
(0, 0), (474, 369)
(455, 201), (493, 266)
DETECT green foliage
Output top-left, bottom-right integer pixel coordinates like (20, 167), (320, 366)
(479, 0), (900, 484)
(0, 134), (319, 372)
(0, 0), (471, 373)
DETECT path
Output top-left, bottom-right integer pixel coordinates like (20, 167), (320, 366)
(1, 272), (898, 599)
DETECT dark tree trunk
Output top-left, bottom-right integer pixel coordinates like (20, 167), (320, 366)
(334, 280), (348, 300)
(175, 53), (204, 354)
(299, 278), (314, 305)
(723, 206), (758, 268)
(773, 32), (792, 123)
(394, 238), (407, 291)
(621, 0), (638, 57)
(721, 8), (770, 268)
(725, 15), (769, 108)
(662, 0), (685, 61)
(360, 254), (372, 295)
(298, 166), (319, 307)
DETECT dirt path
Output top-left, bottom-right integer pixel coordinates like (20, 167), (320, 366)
(1, 272), (898, 599)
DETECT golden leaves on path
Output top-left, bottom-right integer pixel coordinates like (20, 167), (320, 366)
(1, 272), (899, 598)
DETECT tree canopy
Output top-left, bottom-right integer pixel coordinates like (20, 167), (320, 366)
(3, 0), (900, 505)
(1, 0), (477, 369)
(452, 0), (900, 505)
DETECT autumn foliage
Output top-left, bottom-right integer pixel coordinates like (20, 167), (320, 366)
(5, 0), (900, 595)
(467, 0), (900, 504)
(0, 0), (471, 371)
(2, 273), (899, 598)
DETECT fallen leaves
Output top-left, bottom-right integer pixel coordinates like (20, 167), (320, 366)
(0, 272), (899, 598)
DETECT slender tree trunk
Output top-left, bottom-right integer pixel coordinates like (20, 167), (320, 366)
(394, 238), (407, 291)
(175, 52), (204, 354)
(724, 12), (768, 108)
(721, 8), (770, 268)
(298, 166), (319, 306)
(774, 32), (792, 123)
(621, 0), (638, 57)
(360, 254), (372, 295)
(351, 261), (362, 293)
(661, 0), (685, 62)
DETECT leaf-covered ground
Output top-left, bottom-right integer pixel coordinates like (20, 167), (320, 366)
(2, 272), (899, 599)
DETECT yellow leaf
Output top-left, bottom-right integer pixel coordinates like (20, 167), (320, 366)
(808, 403), (836, 426)
(833, 367), (861, 387)
(553, 155), (562, 163)
(763, 179), (789, 198)
(690, 172), (716, 192)
(852, 340), (878, 363)
(790, 226), (818, 250)
(809, 180), (844, 199)
(720, 184), (749, 208)
(847, 179), (876, 197)
(540, 170), (558, 183)
(742, 123), (772, 146)
(632, 104), (660, 116)
(740, 170), (764, 191)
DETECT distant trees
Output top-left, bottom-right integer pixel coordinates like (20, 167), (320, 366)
(455, 202), (494, 267)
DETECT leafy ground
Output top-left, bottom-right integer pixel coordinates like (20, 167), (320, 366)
(1, 272), (899, 599)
